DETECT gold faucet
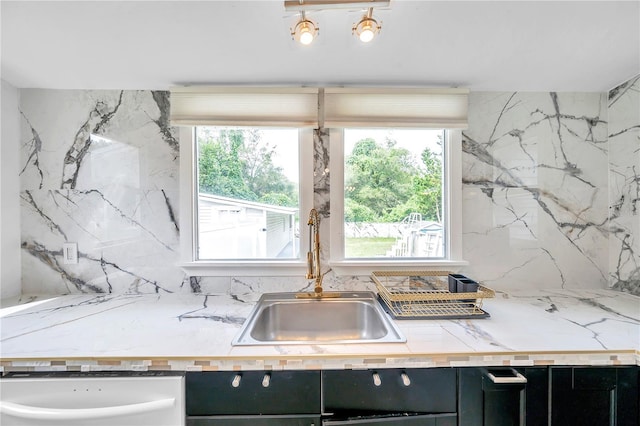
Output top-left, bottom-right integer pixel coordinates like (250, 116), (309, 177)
(306, 208), (323, 294)
(297, 208), (340, 299)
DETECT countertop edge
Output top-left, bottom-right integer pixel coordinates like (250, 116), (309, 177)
(2, 349), (639, 373)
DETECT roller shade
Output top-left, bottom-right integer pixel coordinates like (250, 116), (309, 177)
(170, 87), (319, 128)
(323, 88), (469, 129)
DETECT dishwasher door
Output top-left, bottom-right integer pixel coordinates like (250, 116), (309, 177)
(0, 374), (184, 426)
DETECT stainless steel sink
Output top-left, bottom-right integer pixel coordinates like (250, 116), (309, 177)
(232, 291), (406, 345)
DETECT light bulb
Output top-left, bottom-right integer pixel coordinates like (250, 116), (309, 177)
(299, 26), (314, 45)
(292, 18), (318, 45)
(353, 15), (380, 43)
(359, 25), (375, 42)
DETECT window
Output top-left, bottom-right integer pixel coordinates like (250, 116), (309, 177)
(179, 126), (313, 276)
(195, 127), (303, 260)
(341, 128), (446, 259)
(329, 129), (464, 274)
(172, 86), (467, 276)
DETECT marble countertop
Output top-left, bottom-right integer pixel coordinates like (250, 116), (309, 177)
(1, 288), (638, 373)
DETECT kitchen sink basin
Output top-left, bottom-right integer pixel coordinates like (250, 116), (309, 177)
(232, 291), (406, 345)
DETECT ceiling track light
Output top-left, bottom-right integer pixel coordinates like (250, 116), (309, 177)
(284, 1), (389, 12)
(353, 7), (381, 43)
(292, 10), (319, 45)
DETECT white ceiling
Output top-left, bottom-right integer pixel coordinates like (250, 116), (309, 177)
(1, 0), (639, 92)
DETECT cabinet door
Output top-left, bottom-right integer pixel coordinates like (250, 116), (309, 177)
(322, 368), (456, 414)
(551, 366), (639, 426)
(615, 366), (640, 426)
(186, 371), (320, 416)
(458, 367), (547, 426)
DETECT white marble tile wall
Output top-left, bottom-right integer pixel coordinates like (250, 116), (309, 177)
(608, 75), (640, 295)
(20, 90), (184, 294)
(461, 92), (610, 290)
(15, 87), (638, 295)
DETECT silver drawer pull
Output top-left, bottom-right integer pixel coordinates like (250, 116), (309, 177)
(372, 372), (382, 386)
(231, 374), (242, 388)
(401, 372), (411, 386)
(486, 368), (527, 384)
(262, 373), (271, 388)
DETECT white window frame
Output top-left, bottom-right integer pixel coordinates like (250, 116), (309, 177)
(179, 126), (314, 277)
(329, 128), (467, 276)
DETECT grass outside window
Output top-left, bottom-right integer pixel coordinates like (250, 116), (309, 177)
(345, 237), (396, 258)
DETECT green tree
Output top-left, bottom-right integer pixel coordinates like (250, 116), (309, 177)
(345, 136), (443, 223)
(344, 198), (377, 222)
(198, 129), (255, 199)
(259, 193), (295, 207)
(384, 146), (443, 222)
(411, 146), (443, 222)
(197, 128), (297, 207)
(345, 138), (418, 221)
(240, 130), (297, 206)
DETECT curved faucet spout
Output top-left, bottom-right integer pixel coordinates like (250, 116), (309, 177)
(298, 209), (340, 299)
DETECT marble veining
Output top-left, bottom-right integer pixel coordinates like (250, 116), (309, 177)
(462, 92), (609, 290)
(19, 90), (182, 294)
(0, 289), (637, 371)
(608, 75), (640, 295)
(62, 91), (125, 189)
(313, 127), (331, 218)
(150, 91), (180, 158)
(176, 295), (246, 326)
(13, 86), (639, 297)
(19, 111), (44, 189)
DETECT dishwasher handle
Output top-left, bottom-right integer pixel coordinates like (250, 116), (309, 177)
(0, 398), (175, 421)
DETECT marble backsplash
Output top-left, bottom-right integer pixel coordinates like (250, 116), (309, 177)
(16, 81), (640, 295)
(461, 92), (609, 290)
(20, 90), (183, 294)
(608, 76), (640, 294)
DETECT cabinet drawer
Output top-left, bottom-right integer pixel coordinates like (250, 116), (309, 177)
(322, 413), (456, 425)
(322, 368), (456, 414)
(187, 414), (321, 426)
(186, 371), (320, 415)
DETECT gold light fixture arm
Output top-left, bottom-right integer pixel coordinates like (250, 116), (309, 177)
(284, 0), (390, 12)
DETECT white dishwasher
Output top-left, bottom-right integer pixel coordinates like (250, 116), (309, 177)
(0, 372), (184, 426)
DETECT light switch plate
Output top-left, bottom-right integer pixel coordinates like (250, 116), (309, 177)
(62, 242), (78, 264)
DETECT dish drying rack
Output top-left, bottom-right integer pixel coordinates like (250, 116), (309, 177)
(372, 271), (495, 319)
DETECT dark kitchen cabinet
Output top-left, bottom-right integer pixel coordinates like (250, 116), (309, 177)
(321, 413), (456, 425)
(186, 368), (457, 426)
(551, 366), (639, 426)
(322, 368), (457, 425)
(185, 370), (321, 425)
(184, 366), (638, 426)
(458, 367), (548, 426)
(186, 416), (321, 426)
